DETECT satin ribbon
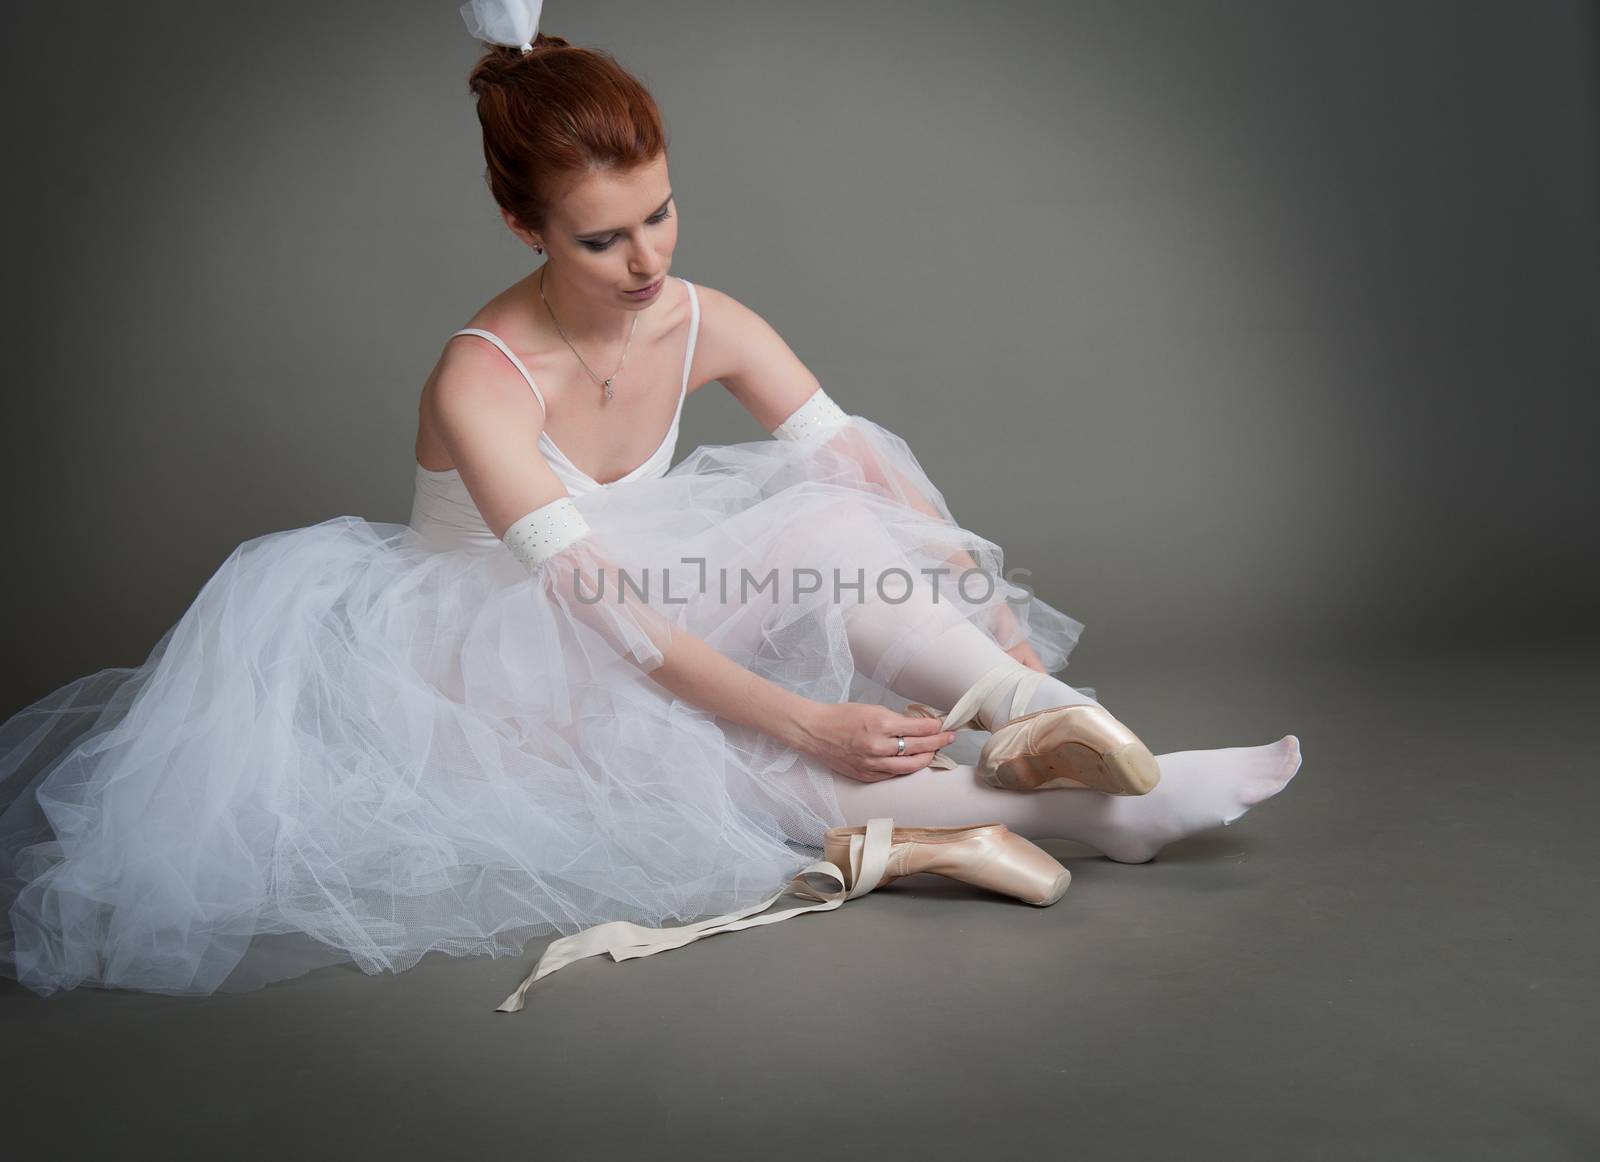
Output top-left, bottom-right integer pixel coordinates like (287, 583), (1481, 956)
(495, 666), (1044, 1010)
(496, 816), (897, 1013)
(907, 660), (1045, 771)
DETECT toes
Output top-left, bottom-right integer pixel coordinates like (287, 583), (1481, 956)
(1240, 736), (1301, 806)
(1277, 734), (1303, 784)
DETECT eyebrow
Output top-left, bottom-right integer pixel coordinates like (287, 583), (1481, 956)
(576, 192), (674, 240)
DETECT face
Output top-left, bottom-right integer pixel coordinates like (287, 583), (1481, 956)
(503, 153), (678, 309)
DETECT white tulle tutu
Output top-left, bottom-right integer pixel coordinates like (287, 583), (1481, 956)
(0, 408), (1086, 997)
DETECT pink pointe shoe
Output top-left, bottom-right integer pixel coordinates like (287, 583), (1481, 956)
(908, 660), (1161, 796)
(817, 821), (1071, 906)
(493, 817), (1068, 1013)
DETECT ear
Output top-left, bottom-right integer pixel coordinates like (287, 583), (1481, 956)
(500, 206), (542, 250)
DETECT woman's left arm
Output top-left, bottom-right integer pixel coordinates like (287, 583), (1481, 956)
(692, 284), (1047, 671)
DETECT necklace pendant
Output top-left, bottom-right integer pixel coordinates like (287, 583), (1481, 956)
(603, 379), (615, 402)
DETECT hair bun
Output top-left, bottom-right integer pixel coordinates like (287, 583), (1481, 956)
(464, 28), (667, 239)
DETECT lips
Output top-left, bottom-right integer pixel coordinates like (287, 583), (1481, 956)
(627, 278), (662, 294)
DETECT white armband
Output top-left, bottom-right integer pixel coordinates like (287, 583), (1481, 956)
(770, 388), (850, 440)
(502, 497), (591, 569)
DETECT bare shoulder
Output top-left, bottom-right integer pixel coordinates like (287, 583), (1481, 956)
(688, 281), (823, 429)
(687, 281), (785, 382)
(417, 332), (571, 537)
(424, 332), (547, 437)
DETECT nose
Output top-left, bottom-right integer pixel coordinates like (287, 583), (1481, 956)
(628, 240), (666, 277)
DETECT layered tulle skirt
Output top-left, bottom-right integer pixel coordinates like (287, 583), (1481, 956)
(0, 416), (1087, 996)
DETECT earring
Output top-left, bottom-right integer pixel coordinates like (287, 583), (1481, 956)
(533, 242), (544, 254)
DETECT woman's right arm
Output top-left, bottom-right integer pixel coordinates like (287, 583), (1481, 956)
(428, 339), (953, 782)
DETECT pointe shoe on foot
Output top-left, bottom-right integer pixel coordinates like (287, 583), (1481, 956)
(820, 821), (1071, 906)
(491, 817), (1067, 1012)
(975, 704), (1161, 795)
(908, 660), (1160, 796)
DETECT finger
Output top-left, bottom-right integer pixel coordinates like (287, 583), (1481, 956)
(862, 753), (944, 778)
(893, 731), (954, 756)
(894, 715), (954, 737)
(893, 752), (946, 774)
(870, 730), (954, 758)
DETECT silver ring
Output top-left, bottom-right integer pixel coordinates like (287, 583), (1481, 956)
(895, 735), (906, 756)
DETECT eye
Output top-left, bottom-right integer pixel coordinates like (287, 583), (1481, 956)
(581, 208), (674, 252)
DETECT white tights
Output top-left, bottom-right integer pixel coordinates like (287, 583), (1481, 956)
(835, 590), (1303, 863)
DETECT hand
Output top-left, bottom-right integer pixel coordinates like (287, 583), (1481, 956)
(1005, 639), (1048, 673)
(795, 702), (957, 783)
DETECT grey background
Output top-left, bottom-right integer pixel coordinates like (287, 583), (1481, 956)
(2, 4), (1597, 1160)
(4, 0), (1594, 714)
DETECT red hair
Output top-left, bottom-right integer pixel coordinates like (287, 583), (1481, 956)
(465, 32), (669, 232)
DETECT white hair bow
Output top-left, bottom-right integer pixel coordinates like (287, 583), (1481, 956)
(459, 0), (546, 54)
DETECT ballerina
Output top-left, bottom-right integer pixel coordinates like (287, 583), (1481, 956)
(0, 2), (1301, 1001)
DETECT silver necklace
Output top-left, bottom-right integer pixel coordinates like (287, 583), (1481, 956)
(539, 265), (637, 403)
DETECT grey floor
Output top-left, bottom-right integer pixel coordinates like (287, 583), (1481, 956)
(3, 638), (1595, 1161)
